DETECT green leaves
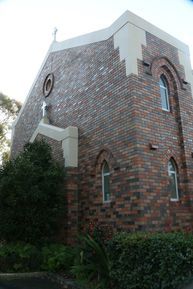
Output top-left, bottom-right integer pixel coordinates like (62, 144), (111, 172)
(71, 234), (110, 289)
(0, 92), (21, 162)
(108, 232), (193, 289)
(0, 140), (64, 244)
(41, 244), (75, 272)
(0, 242), (74, 273)
(0, 243), (40, 273)
(0, 93), (21, 115)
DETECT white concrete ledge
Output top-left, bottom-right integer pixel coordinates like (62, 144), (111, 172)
(30, 121), (78, 167)
(0, 272), (47, 279)
(51, 10), (189, 54)
(51, 10), (192, 92)
(113, 21), (146, 76)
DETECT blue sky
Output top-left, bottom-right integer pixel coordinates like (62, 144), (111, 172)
(0, 0), (192, 102)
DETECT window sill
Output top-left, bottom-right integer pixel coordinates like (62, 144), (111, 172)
(103, 200), (111, 204)
(170, 198), (179, 202)
(162, 108), (170, 112)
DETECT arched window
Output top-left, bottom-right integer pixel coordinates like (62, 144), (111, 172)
(159, 75), (170, 111)
(102, 161), (110, 202)
(168, 159), (179, 201)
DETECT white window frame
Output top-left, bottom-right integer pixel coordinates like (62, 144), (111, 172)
(102, 162), (111, 203)
(168, 159), (179, 201)
(159, 75), (170, 112)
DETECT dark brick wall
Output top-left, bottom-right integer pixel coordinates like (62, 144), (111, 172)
(11, 32), (193, 241)
(134, 32), (193, 230)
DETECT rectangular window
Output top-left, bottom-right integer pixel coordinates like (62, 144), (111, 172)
(159, 76), (170, 111)
(102, 162), (110, 202)
(103, 174), (110, 202)
(168, 159), (179, 201)
(160, 87), (169, 111)
(169, 173), (178, 200)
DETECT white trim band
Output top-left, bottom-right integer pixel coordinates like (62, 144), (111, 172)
(30, 121), (78, 167)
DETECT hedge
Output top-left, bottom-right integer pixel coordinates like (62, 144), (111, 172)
(0, 140), (64, 244)
(0, 242), (74, 273)
(41, 243), (75, 272)
(0, 243), (40, 272)
(108, 232), (193, 289)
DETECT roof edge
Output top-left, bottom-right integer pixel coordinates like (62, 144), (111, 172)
(12, 10), (191, 130)
(12, 42), (55, 129)
(51, 10), (189, 54)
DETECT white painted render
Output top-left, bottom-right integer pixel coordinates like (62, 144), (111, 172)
(51, 10), (193, 92)
(113, 22), (146, 76)
(178, 50), (193, 92)
(30, 121), (78, 167)
(51, 10), (189, 54)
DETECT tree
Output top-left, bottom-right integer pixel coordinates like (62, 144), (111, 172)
(0, 92), (21, 162)
(0, 140), (65, 244)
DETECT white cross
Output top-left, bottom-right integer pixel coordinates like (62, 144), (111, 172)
(41, 101), (47, 118)
(53, 27), (58, 41)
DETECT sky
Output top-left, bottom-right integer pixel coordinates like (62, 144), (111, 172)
(0, 0), (193, 103)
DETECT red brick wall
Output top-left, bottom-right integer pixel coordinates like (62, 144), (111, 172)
(11, 33), (193, 241)
(134, 32), (193, 230)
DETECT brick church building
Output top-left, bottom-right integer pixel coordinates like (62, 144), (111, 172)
(11, 11), (193, 243)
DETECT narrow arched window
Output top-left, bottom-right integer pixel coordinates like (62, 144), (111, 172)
(168, 159), (179, 201)
(102, 161), (110, 202)
(159, 75), (170, 111)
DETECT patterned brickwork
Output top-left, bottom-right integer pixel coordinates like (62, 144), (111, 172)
(135, 32), (193, 230)
(11, 32), (193, 242)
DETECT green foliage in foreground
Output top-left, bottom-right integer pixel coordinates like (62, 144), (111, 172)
(72, 235), (111, 289)
(0, 140), (64, 244)
(0, 242), (74, 273)
(108, 232), (193, 289)
(1, 232), (193, 289)
(0, 243), (40, 272)
(41, 243), (75, 272)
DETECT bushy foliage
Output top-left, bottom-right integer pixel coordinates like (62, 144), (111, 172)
(0, 242), (74, 273)
(72, 234), (111, 289)
(0, 140), (64, 244)
(71, 223), (114, 288)
(0, 92), (21, 162)
(108, 232), (193, 289)
(41, 243), (75, 272)
(0, 242), (41, 272)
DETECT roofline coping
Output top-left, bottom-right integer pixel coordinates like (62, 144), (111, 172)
(51, 10), (189, 54)
(13, 10), (191, 128)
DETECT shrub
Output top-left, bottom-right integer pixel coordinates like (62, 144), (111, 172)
(72, 234), (110, 289)
(0, 140), (64, 244)
(41, 244), (75, 272)
(0, 243), (41, 272)
(108, 232), (193, 289)
(0, 242), (76, 273)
